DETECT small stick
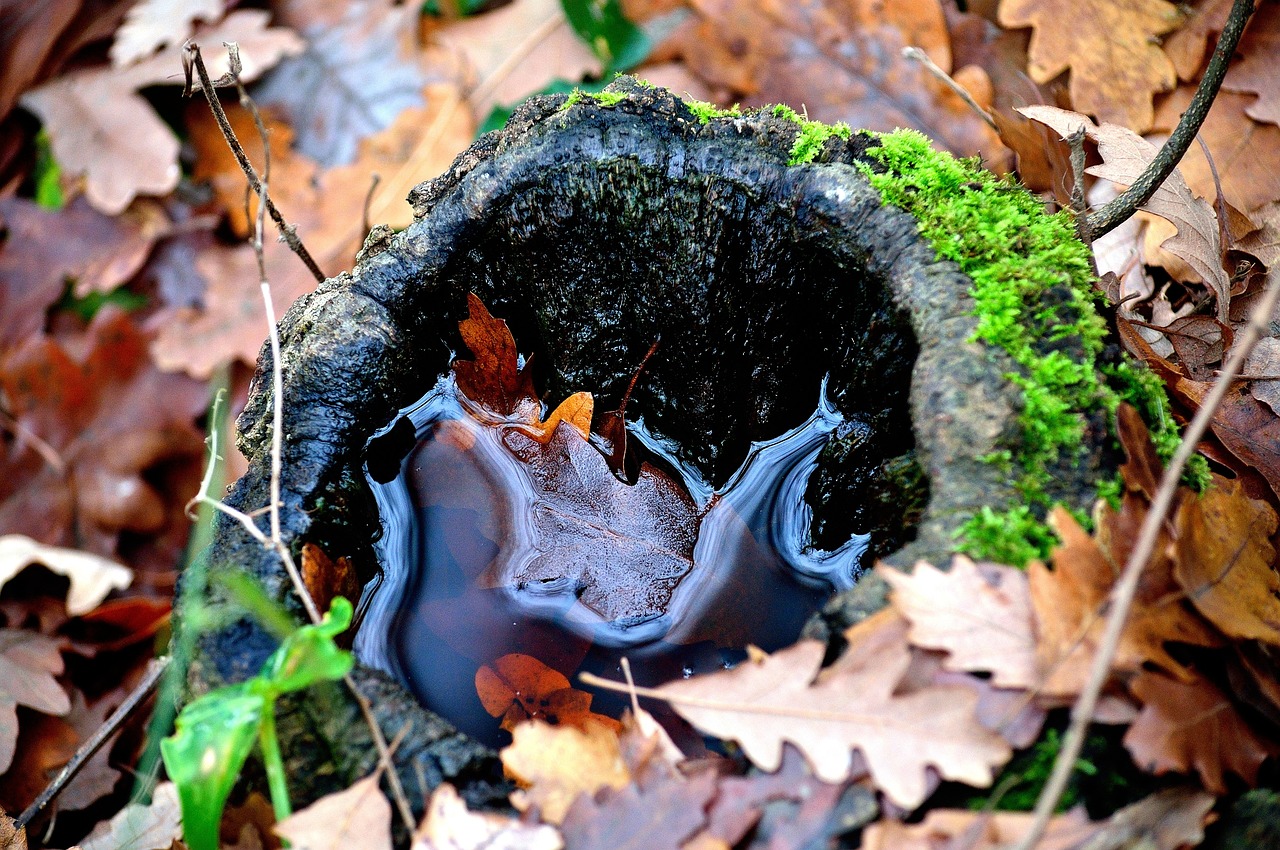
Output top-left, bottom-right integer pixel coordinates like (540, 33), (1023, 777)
(902, 46), (998, 132)
(1012, 267), (1280, 850)
(16, 657), (171, 830)
(1084, 0), (1255, 240)
(181, 42), (325, 284)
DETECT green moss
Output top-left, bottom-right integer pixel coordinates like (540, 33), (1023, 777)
(771, 105), (852, 165)
(684, 98), (743, 124)
(853, 129), (1197, 565)
(561, 89), (585, 109)
(592, 91), (627, 107)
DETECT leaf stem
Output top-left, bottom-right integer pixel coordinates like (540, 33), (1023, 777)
(1083, 0), (1255, 240)
(258, 700), (292, 823)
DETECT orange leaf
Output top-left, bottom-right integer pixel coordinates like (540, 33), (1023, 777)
(453, 293), (540, 421)
(475, 653), (619, 734)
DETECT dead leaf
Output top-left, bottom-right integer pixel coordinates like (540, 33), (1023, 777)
(432, 0), (601, 117)
(1162, 0), (1235, 81)
(655, 609), (1010, 808)
(859, 806), (1095, 850)
(502, 719), (631, 825)
(670, 0), (1005, 162)
(0, 535), (131, 616)
(412, 783), (563, 850)
(58, 688), (124, 812)
(1243, 336), (1280, 415)
(20, 11), (303, 214)
(0, 307), (207, 567)
(559, 765), (718, 850)
(109, 0), (224, 67)
(0, 629), (69, 773)
(300, 542), (358, 620)
(1020, 105), (1231, 319)
(998, 0), (1179, 132)
(255, 0), (451, 167)
(879, 557), (1037, 689)
(1220, 1), (1280, 127)
(453, 293), (542, 423)
(1030, 505), (1220, 696)
(79, 781), (182, 850)
(1124, 668), (1280, 793)
(0, 809), (24, 850)
(475, 653), (619, 734)
(1164, 315), (1232, 382)
(1087, 786), (1217, 850)
(1172, 475), (1280, 644)
(274, 774), (392, 850)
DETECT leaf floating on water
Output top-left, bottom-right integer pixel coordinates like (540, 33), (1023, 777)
(475, 653), (619, 734)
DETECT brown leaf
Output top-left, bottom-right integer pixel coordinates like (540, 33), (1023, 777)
(0, 629), (69, 773)
(859, 806), (1095, 850)
(300, 542), (359, 620)
(502, 719), (631, 825)
(20, 11), (303, 214)
(0, 535), (132, 617)
(1021, 105), (1231, 319)
(0, 308), (207, 567)
(79, 781), (183, 850)
(998, 0), (1179, 132)
(1243, 336), (1280, 415)
(453, 293), (541, 422)
(1088, 787), (1217, 850)
(274, 774), (392, 850)
(559, 764), (718, 850)
(475, 653), (619, 734)
(671, 0), (1005, 162)
(879, 557), (1037, 689)
(655, 609), (1009, 808)
(0, 809), (24, 850)
(1220, 1), (1280, 127)
(1164, 315), (1232, 382)
(1115, 402), (1166, 501)
(1172, 475), (1280, 644)
(1162, 0), (1235, 81)
(412, 782), (563, 850)
(109, 0), (224, 67)
(1164, 375), (1280, 502)
(1030, 505), (1220, 696)
(1124, 668), (1280, 792)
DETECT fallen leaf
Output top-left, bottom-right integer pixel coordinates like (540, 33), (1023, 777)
(432, 0), (601, 117)
(58, 688), (124, 812)
(997, 0), (1179, 132)
(655, 609), (1010, 808)
(274, 774), (392, 850)
(559, 765), (717, 850)
(1220, 1), (1280, 127)
(79, 781), (183, 850)
(671, 0), (1005, 162)
(1171, 474), (1280, 644)
(475, 653), (619, 734)
(1243, 336), (1280, 415)
(109, 0), (224, 67)
(0, 710), (77, 818)
(1020, 105), (1231, 320)
(1163, 315), (1232, 382)
(412, 783), (563, 850)
(502, 719), (631, 824)
(1030, 504), (1221, 696)
(1124, 669), (1280, 793)
(0, 308), (207, 566)
(20, 11), (303, 214)
(1087, 787), (1217, 850)
(0, 809), (24, 850)
(859, 806), (1095, 850)
(300, 542), (358, 621)
(1161, 0), (1235, 81)
(254, 0), (449, 167)
(879, 556), (1037, 689)
(0, 630), (69, 773)
(0, 535), (131, 616)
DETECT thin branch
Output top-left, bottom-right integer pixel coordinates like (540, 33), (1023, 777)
(16, 657), (171, 830)
(902, 46), (998, 132)
(1083, 0), (1255, 240)
(1012, 267), (1280, 850)
(181, 41), (325, 283)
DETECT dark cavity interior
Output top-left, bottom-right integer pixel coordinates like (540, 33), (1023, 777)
(356, 158), (926, 744)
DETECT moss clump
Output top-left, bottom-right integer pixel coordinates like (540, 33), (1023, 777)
(592, 91), (627, 107)
(771, 105), (851, 165)
(684, 98), (743, 124)
(853, 129), (1201, 564)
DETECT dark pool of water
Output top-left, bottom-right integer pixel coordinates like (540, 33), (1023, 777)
(355, 376), (868, 746)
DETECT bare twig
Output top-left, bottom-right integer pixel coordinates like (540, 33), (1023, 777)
(902, 46), (998, 132)
(181, 41), (325, 284)
(1083, 0), (1255, 240)
(16, 657), (171, 830)
(1012, 267), (1280, 850)
(1067, 127), (1087, 219)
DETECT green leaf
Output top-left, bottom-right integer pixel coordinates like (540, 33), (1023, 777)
(160, 685), (266, 850)
(34, 130), (63, 210)
(560, 0), (650, 72)
(261, 597), (355, 694)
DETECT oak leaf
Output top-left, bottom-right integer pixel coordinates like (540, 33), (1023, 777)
(275, 774), (392, 850)
(559, 765), (718, 850)
(879, 556), (1037, 689)
(1243, 337), (1280, 415)
(1124, 669), (1280, 792)
(109, 0), (224, 67)
(1171, 474), (1280, 645)
(78, 781), (182, 850)
(860, 806), (1095, 850)
(1161, 0), (1235, 81)
(1220, 1), (1280, 127)
(654, 609), (1010, 808)
(0, 535), (132, 616)
(0, 630), (69, 774)
(1020, 105), (1231, 320)
(501, 719), (631, 824)
(20, 11), (302, 214)
(475, 653), (619, 734)
(998, 0), (1179, 132)
(413, 783), (563, 850)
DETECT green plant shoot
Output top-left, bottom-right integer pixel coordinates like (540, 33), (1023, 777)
(161, 597), (355, 850)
